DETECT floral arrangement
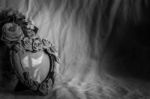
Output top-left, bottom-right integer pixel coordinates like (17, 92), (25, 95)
(0, 9), (56, 53)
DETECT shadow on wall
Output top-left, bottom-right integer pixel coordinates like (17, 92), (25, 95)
(0, 0), (150, 99)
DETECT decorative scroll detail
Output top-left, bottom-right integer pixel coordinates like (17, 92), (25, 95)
(0, 9), (59, 95)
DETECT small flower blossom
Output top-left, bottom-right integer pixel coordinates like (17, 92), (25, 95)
(26, 29), (36, 38)
(22, 37), (33, 51)
(32, 38), (43, 52)
(42, 39), (52, 48)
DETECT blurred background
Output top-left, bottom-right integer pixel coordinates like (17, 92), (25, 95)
(0, 0), (150, 99)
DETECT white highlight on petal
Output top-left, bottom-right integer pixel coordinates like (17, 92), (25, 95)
(22, 56), (29, 68)
(31, 53), (44, 67)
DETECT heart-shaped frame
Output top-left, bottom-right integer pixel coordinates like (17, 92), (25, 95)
(10, 38), (58, 95)
(0, 9), (59, 95)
